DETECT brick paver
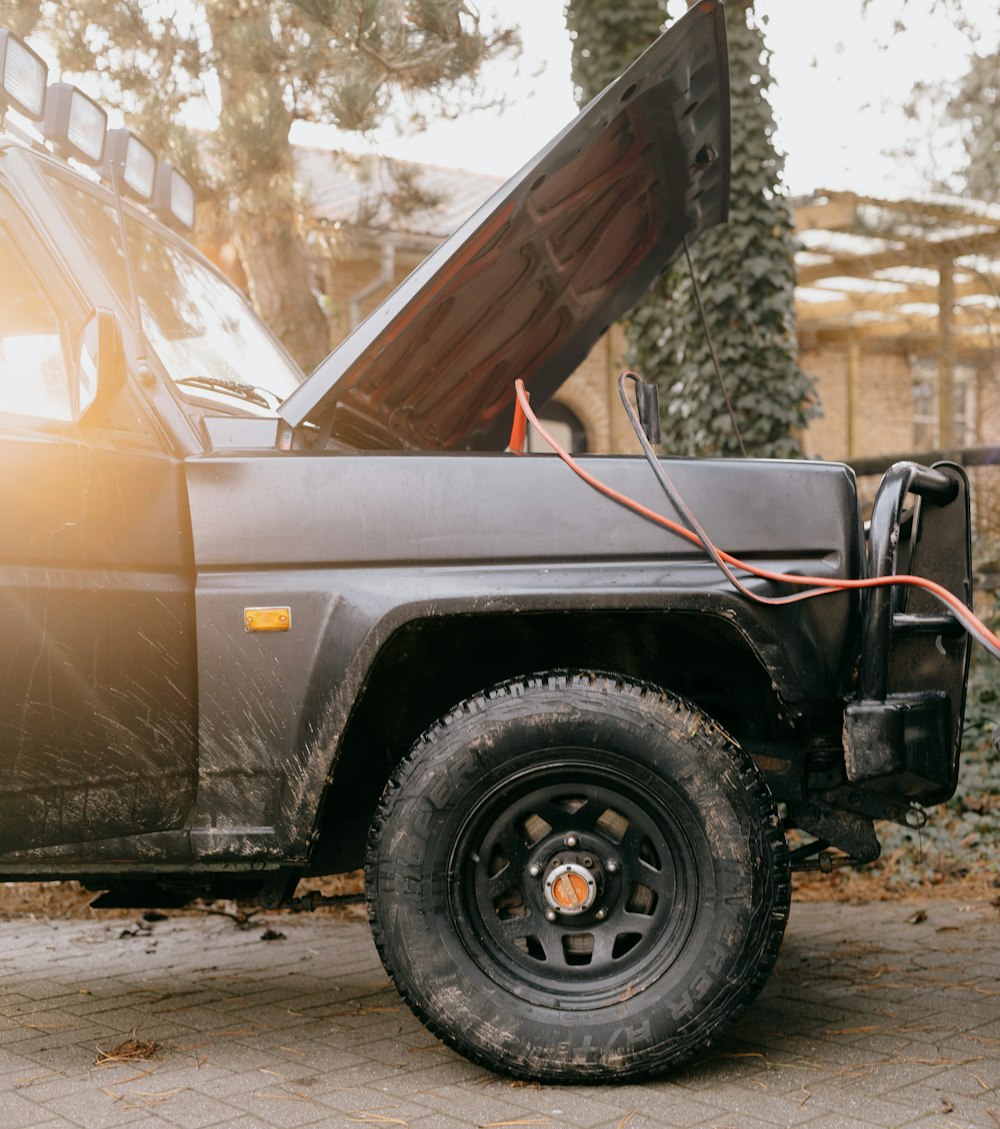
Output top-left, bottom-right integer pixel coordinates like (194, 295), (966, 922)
(0, 899), (996, 1128)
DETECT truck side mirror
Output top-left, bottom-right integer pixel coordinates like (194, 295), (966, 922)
(78, 307), (125, 418)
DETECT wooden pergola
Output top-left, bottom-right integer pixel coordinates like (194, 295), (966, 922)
(794, 190), (1000, 452)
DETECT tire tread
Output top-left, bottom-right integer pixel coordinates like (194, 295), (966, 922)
(366, 670), (790, 1082)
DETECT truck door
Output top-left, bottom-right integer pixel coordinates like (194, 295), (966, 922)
(0, 198), (197, 852)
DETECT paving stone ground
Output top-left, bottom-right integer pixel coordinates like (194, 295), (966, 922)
(0, 898), (997, 1129)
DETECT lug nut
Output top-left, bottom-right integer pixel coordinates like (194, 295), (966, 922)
(595, 907), (608, 920)
(606, 859), (619, 874)
(564, 834), (579, 848)
(582, 857), (593, 868)
(545, 908), (558, 922)
(528, 863), (541, 877)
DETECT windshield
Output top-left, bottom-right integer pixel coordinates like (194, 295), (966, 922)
(46, 176), (304, 408)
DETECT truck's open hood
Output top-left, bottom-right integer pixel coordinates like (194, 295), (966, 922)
(278, 1), (730, 450)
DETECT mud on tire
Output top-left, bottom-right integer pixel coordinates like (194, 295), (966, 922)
(365, 671), (790, 1082)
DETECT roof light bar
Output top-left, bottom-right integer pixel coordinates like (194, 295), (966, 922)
(153, 162), (196, 231)
(43, 82), (107, 165)
(0, 29), (47, 121)
(104, 128), (156, 202)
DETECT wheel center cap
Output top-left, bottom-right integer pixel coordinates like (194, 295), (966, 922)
(543, 862), (597, 915)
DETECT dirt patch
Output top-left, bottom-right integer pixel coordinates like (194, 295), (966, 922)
(2, 864), (996, 923)
(0, 881), (113, 921)
(0, 871), (368, 923)
(793, 865), (1000, 907)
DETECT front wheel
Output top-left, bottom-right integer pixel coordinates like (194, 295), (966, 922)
(366, 672), (789, 1082)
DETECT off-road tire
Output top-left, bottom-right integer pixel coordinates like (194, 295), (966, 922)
(365, 671), (790, 1082)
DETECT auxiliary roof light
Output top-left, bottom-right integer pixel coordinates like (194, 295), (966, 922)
(0, 29), (47, 121)
(104, 128), (156, 202)
(153, 161), (196, 231)
(43, 82), (107, 165)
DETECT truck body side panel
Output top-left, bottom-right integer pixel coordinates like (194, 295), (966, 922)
(183, 451), (860, 858)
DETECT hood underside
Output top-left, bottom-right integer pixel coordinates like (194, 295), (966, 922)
(279, 1), (730, 450)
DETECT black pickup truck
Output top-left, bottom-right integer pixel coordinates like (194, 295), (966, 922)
(0, 3), (972, 1081)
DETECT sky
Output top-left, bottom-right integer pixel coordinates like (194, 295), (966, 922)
(291, 0), (1000, 200)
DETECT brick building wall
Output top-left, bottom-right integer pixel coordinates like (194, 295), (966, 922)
(314, 239), (428, 346)
(553, 326), (642, 455)
(800, 345), (915, 462)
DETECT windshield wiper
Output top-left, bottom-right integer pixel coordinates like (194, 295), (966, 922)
(175, 376), (275, 410)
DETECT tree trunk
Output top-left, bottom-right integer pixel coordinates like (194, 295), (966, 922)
(205, 2), (331, 373)
(229, 184), (331, 373)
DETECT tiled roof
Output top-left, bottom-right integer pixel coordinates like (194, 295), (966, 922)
(295, 146), (503, 240)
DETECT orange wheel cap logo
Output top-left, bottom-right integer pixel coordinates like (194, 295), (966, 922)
(553, 872), (589, 909)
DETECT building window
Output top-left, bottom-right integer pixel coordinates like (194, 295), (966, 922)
(912, 375), (935, 449)
(527, 401), (589, 454)
(912, 358), (975, 448)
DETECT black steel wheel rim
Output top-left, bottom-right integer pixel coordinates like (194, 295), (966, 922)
(447, 753), (708, 1010)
